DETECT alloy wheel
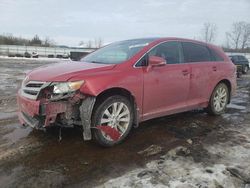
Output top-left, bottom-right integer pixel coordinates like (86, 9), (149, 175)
(213, 86), (228, 112)
(100, 102), (130, 140)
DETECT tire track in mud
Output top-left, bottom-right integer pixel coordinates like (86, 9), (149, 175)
(0, 58), (69, 188)
(0, 58), (58, 168)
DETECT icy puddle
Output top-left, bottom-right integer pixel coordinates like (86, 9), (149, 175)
(227, 103), (246, 110)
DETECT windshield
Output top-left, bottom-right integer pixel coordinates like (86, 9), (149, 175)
(81, 39), (156, 64)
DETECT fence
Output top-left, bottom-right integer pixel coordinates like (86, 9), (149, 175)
(0, 44), (95, 57)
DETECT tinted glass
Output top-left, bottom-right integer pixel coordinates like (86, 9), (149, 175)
(136, 54), (148, 67)
(230, 56), (238, 61)
(238, 55), (247, 61)
(182, 42), (211, 62)
(209, 48), (224, 61)
(244, 56), (249, 61)
(238, 56), (243, 60)
(148, 41), (183, 64)
(81, 39), (155, 64)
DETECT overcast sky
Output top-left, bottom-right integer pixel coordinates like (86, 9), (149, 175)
(0, 0), (250, 46)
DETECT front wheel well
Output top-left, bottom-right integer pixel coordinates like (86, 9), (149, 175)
(92, 88), (138, 126)
(94, 88), (135, 107)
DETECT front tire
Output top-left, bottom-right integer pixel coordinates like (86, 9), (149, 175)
(207, 83), (229, 115)
(92, 95), (133, 147)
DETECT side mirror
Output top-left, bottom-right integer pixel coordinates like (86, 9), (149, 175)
(148, 56), (166, 66)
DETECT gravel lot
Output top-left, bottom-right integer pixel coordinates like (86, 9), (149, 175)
(0, 57), (250, 188)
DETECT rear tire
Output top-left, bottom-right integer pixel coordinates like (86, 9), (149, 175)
(92, 95), (133, 147)
(243, 65), (249, 74)
(207, 83), (229, 115)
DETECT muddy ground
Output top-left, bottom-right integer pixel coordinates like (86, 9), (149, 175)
(0, 57), (250, 188)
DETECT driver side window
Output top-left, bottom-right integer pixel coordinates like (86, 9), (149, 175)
(148, 41), (183, 64)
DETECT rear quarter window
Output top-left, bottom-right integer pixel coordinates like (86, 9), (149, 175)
(209, 48), (224, 61)
(182, 42), (211, 63)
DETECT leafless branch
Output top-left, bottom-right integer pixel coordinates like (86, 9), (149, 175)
(225, 22), (250, 49)
(201, 22), (217, 43)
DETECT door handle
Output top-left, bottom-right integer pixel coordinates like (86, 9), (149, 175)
(212, 66), (217, 71)
(182, 70), (189, 76)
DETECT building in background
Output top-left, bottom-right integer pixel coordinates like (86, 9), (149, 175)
(0, 44), (96, 60)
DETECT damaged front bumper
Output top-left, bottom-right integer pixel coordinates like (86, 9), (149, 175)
(17, 82), (95, 140)
(17, 89), (96, 140)
(17, 78), (133, 142)
(17, 91), (78, 128)
(17, 90), (124, 141)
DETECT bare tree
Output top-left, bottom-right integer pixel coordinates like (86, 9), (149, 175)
(78, 41), (85, 47)
(226, 22), (250, 49)
(94, 38), (103, 48)
(79, 38), (103, 48)
(241, 22), (250, 49)
(30, 34), (42, 46)
(225, 34), (231, 49)
(201, 22), (217, 43)
(44, 37), (55, 47)
(86, 40), (93, 48)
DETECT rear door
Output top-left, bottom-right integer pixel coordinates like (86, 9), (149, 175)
(142, 41), (190, 120)
(182, 42), (217, 106)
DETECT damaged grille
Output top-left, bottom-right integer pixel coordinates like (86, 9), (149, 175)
(21, 80), (50, 100)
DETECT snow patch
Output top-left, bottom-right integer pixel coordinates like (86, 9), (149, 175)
(227, 104), (246, 110)
(99, 146), (244, 188)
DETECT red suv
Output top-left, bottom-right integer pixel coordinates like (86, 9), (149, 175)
(17, 38), (236, 146)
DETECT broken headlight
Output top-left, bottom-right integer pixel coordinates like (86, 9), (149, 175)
(52, 81), (84, 94)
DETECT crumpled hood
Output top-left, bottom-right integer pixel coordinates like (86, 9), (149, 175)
(26, 61), (116, 82)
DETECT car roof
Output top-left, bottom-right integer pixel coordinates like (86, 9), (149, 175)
(124, 37), (218, 47)
(126, 37), (202, 42)
(229, 55), (246, 58)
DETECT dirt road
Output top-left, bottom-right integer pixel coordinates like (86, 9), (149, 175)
(0, 57), (249, 188)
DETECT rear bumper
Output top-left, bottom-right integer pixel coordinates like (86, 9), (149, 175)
(231, 80), (237, 97)
(236, 65), (243, 75)
(231, 73), (237, 97)
(17, 90), (71, 129)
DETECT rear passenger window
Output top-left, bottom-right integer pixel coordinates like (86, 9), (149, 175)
(239, 56), (243, 60)
(182, 42), (211, 63)
(148, 41), (183, 64)
(209, 49), (224, 61)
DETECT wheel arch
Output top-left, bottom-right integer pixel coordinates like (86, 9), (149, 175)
(93, 87), (139, 127)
